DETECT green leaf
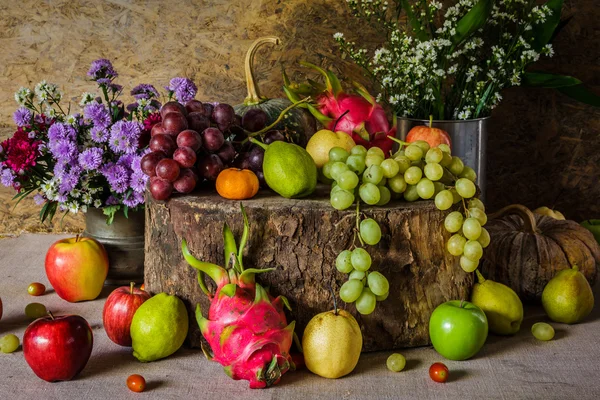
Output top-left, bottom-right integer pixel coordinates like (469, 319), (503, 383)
(528, 0), (563, 52)
(474, 83), (495, 118)
(223, 223), (238, 271)
(123, 205), (129, 219)
(196, 270), (210, 297)
(39, 202), (50, 222)
(102, 205), (120, 225)
(219, 283), (237, 298)
(522, 72), (581, 88)
(237, 204), (249, 271)
(452, 0), (493, 46)
(558, 85), (600, 107)
(400, 0), (429, 42)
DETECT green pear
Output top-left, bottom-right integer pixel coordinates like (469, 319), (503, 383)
(470, 270), (524, 335)
(542, 265), (594, 324)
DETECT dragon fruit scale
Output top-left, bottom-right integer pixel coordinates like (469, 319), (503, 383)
(284, 62), (396, 155)
(181, 204), (295, 389)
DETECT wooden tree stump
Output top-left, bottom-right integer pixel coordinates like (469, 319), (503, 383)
(144, 185), (473, 352)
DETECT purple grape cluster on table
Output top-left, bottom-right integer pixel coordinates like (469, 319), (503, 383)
(141, 100), (290, 201)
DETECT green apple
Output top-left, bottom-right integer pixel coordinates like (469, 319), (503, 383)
(581, 220), (600, 245)
(429, 300), (488, 361)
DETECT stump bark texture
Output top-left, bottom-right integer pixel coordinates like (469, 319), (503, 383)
(144, 186), (474, 352)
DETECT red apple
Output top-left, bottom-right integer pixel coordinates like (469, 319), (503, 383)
(406, 119), (451, 149)
(160, 101), (187, 118)
(103, 282), (150, 346)
(23, 313), (93, 382)
(162, 112), (188, 136)
(45, 236), (108, 302)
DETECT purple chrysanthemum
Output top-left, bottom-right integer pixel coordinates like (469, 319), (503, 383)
(78, 148), (104, 170)
(13, 107), (32, 127)
(56, 165), (82, 194)
(109, 83), (123, 93)
(130, 170), (148, 193)
(50, 138), (78, 161)
(28, 131), (36, 139)
(101, 163), (130, 193)
(33, 194), (46, 205)
(84, 102), (111, 129)
(126, 102), (138, 112)
(90, 126), (109, 143)
(123, 191), (144, 208)
(109, 121), (142, 154)
(167, 77), (197, 103)
(131, 83), (159, 100)
(87, 59), (118, 80)
(105, 195), (119, 206)
(130, 155), (143, 171)
(47, 123), (77, 142)
(0, 167), (15, 187)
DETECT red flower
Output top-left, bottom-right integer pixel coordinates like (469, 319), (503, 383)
(1, 128), (41, 173)
(143, 112), (161, 131)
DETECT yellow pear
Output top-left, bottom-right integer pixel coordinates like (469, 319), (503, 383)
(534, 206), (565, 220)
(470, 270), (524, 335)
(542, 265), (594, 324)
(305, 129), (355, 168)
(302, 308), (362, 379)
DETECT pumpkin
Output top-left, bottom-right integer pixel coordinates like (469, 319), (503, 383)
(216, 168), (259, 200)
(480, 204), (600, 303)
(234, 37), (316, 146)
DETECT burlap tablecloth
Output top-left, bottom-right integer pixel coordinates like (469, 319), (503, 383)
(1, 234), (599, 399)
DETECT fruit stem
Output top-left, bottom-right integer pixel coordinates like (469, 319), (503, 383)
(572, 264), (579, 272)
(488, 204), (539, 234)
(47, 310), (55, 320)
(249, 138), (268, 150)
(328, 284), (338, 316)
(130, 282), (135, 294)
(355, 202), (365, 247)
(388, 136), (410, 147)
(75, 234), (80, 243)
(243, 36), (281, 106)
(245, 96), (312, 138)
(475, 269), (485, 284)
(333, 109), (350, 132)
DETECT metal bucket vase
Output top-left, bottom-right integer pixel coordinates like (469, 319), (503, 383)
(397, 117), (489, 199)
(83, 208), (145, 285)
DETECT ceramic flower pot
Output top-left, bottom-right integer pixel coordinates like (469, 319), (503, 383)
(83, 208), (145, 285)
(397, 117), (489, 199)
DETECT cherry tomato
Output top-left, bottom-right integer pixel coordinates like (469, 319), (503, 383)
(429, 362), (449, 383)
(140, 283), (145, 291)
(127, 374), (146, 392)
(27, 283), (46, 296)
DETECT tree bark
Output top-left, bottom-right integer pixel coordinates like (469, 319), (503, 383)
(144, 185), (473, 352)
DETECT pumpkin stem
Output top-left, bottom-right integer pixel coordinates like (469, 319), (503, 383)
(475, 269), (486, 284)
(243, 36), (281, 106)
(572, 264), (579, 272)
(488, 204), (539, 234)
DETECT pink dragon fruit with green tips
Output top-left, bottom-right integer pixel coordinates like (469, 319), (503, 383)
(182, 204), (295, 389)
(284, 62), (396, 155)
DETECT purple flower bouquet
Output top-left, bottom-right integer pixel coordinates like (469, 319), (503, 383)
(0, 59), (163, 224)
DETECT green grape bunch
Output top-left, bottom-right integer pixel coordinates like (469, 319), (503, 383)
(336, 215), (390, 315)
(324, 140), (489, 274)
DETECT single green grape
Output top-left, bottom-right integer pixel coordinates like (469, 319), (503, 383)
(25, 303), (47, 319)
(367, 271), (389, 296)
(477, 227), (491, 248)
(424, 163), (444, 181)
(416, 178), (435, 199)
(388, 175), (407, 194)
(386, 353), (406, 372)
(394, 155), (412, 174)
(404, 166), (423, 185)
(0, 334), (20, 354)
(405, 145), (424, 161)
(448, 156), (465, 175)
(425, 148), (444, 164)
(376, 291), (389, 301)
(459, 166), (477, 182)
(331, 183), (343, 193)
(340, 279), (364, 303)
(346, 155), (366, 174)
(450, 188), (462, 204)
(438, 144), (451, 154)
(365, 154), (384, 167)
(531, 322), (555, 341)
(351, 145), (368, 156)
(379, 177), (387, 186)
(376, 186), (391, 206)
(363, 165), (384, 185)
(330, 189), (355, 211)
(349, 269), (366, 281)
(468, 198), (485, 212)
(338, 170), (359, 190)
(435, 190), (454, 211)
(462, 218), (482, 240)
(444, 211), (464, 233)
(380, 159), (400, 178)
(351, 248), (372, 272)
(447, 234), (467, 256)
(412, 140), (430, 153)
(329, 147), (350, 163)
(456, 178), (476, 199)
(411, 160), (425, 170)
(359, 183), (381, 205)
(330, 161), (349, 181)
(440, 152), (453, 167)
(433, 182), (446, 195)
(322, 162), (334, 179)
(336, 250), (354, 273)
(360, 218), (382, 245)
(463, 240), (484, 261)
(468, 207), (487, 226)
(460, 256), (479, 273)
(355, 287), (377, 315)
(403, 184), (420, 202)
(367, 147), (385, 158)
